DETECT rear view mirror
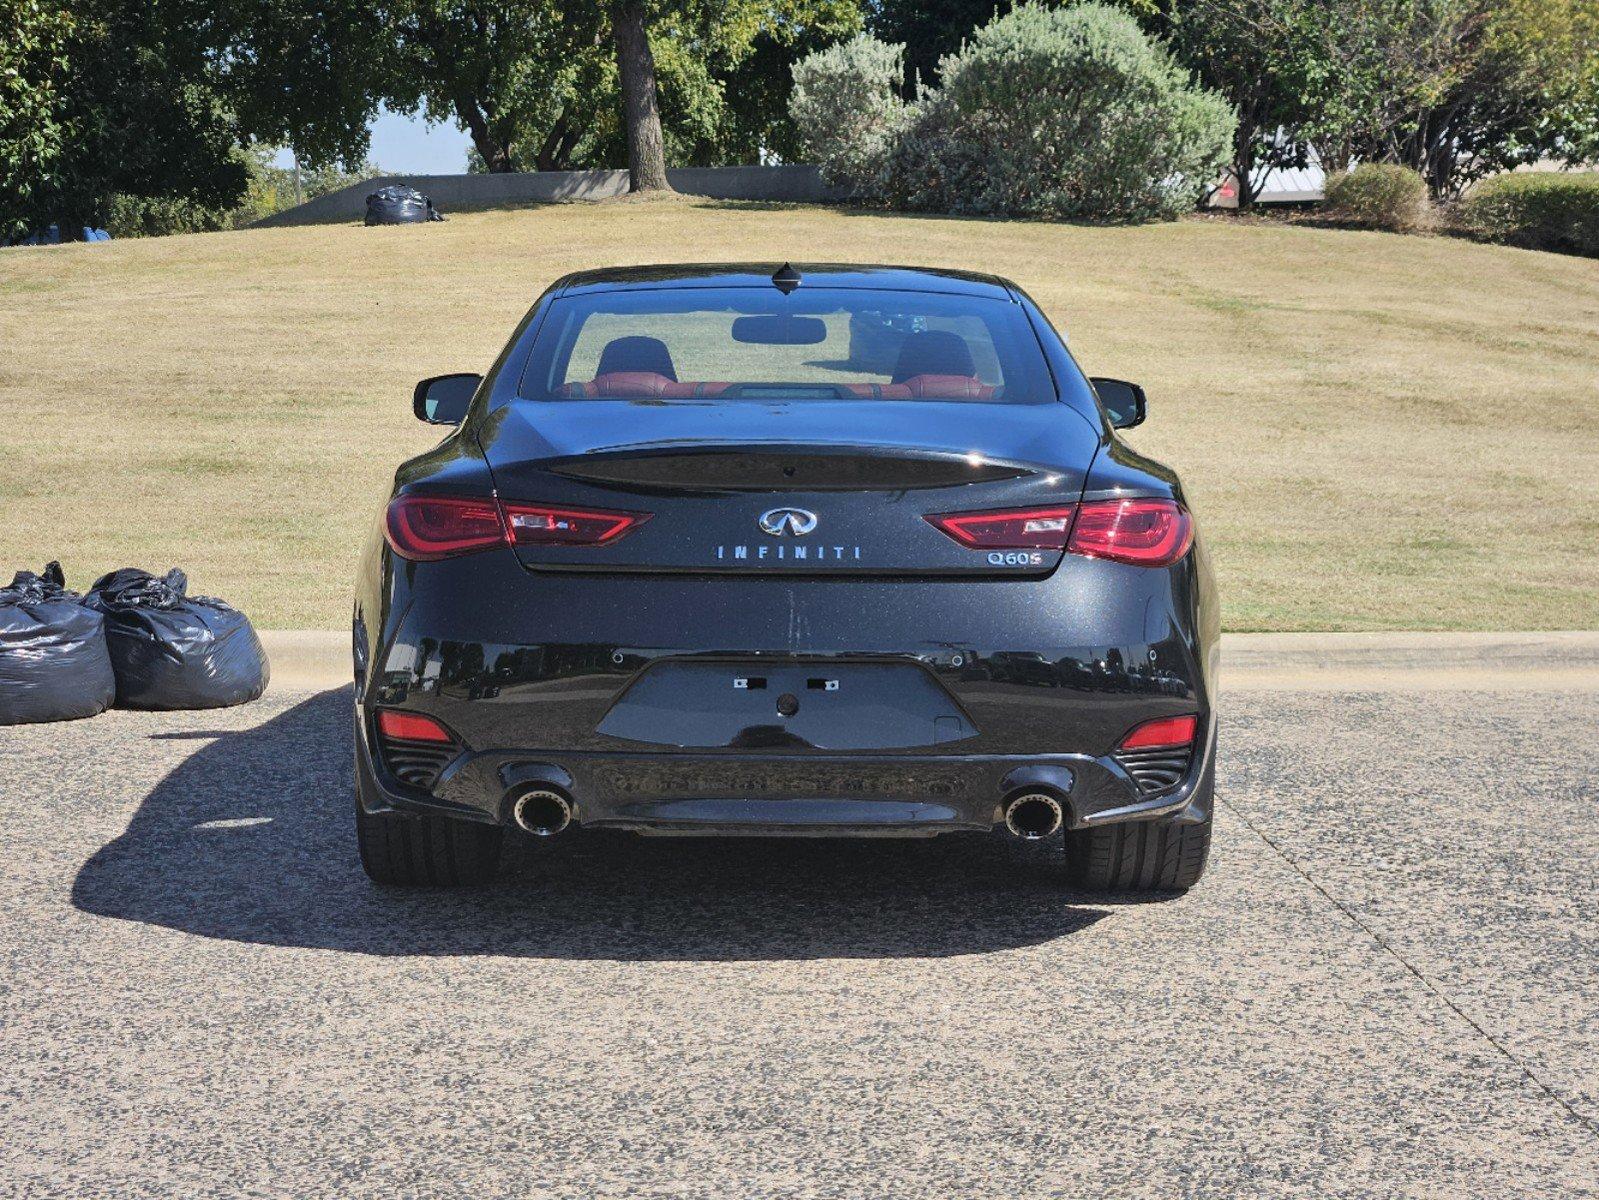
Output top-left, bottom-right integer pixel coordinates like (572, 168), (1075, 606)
(1090, 377), (1147, 430)
(731, 315), (828, 345)
(414, 373), (481, 425)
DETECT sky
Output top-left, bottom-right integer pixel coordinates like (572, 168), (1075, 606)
(271, 106), (473, 175)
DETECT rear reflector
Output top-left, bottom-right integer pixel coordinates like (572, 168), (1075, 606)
(501, 501), (650, 547)
(1117, 714), (1198, 750)
(385, 494), (650, 560)
(924, 506), (1079, 549)
(1067, 499), (1192, 567)
(376, 709), (455, 744)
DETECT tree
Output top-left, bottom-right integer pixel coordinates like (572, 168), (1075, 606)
(0, 0), (76, 240)
(1165, 1), (1321, 209)
(1378, 0), (1599, 195)
(378, 2), (607, 174)
(611, 1), (671, 190)
(216, 0), (391, 171)
(1136, 0), (1598, 202)
(383, 1), (857, 181)
(869, 1), (1069, 95)
(2, 1), (249, 239)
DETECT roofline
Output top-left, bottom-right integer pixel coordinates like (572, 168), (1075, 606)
(549, 262), (1018, 300)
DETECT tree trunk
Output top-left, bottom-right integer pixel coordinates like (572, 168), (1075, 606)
(1234, 124), (1257, 212)
(454, 97), (516, 173)
(610, 2), (672, 193)
(535, 113), (582, 172)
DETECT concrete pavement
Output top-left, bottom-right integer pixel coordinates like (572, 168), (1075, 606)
(1, 664), (1596, 1197)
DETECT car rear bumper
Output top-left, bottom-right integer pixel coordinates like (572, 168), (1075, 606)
(356, 717), (1217, 837)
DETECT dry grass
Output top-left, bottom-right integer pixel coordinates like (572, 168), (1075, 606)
(1, 198), (1596, 630)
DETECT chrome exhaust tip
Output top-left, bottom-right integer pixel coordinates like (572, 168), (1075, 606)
(1004, 792), (1064, 840)
(511, 788), (573, 837)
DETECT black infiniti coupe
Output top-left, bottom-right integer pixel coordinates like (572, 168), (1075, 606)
(353, 264), (1218, 891)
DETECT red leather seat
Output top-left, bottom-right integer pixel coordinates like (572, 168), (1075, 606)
(901, 374), (995, 399)
(559, 375), (732, 399)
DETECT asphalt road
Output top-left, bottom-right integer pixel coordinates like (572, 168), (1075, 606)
(3, 683), (1596, 1198)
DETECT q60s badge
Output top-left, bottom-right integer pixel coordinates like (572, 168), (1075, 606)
(988, 551), (1045, 566)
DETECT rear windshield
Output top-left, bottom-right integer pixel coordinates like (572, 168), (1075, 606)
(519, 287), (1055, 403)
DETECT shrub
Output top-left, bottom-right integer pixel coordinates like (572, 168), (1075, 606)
(877, 91), (990, 214)
(789, 34), (908, 196)
(1454, 172), (1599, 257)
(927, 2), (1235, 221)
(1322, 164), (1430, 232)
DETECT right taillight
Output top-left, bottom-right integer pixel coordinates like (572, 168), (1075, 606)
(925, 506), (1079, 549)
(1067, 498), (1192, 567)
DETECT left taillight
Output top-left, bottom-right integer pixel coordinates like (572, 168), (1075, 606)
(385, 495), (506, 561)
(384, 495), (650, 560)
(500, 501), (650, 547)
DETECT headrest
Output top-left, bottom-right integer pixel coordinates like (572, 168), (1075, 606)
(596, 336), (677, 382)
(891, 330), (976, 384)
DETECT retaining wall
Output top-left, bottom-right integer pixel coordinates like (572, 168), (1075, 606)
(254, 165), (841, 227)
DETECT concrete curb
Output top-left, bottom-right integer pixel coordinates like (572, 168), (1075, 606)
(259, 629), (1599, 694)
(261, 630), (349, 691)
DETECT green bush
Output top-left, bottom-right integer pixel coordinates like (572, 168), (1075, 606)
(789, 33), (908, 195)
(1455, 172), (1599, 257)
(923, 2), (1234, 220)
(1322, 164), (1430, 232)
(877, 91), (990, 213)
(791, 4), (1234, 222)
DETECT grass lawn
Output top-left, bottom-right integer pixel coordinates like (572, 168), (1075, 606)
(1, 197), (1595, 631)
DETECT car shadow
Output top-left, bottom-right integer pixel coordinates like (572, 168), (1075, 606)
(72, 688), (1125, 961)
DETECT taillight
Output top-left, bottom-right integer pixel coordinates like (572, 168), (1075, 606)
(1117, 714), (1198, 750)
(500, 501), (650, 547)
(1067, 498), (1191, 566)
(385, 495), (505, 561)
(924, 506), (1079, 549)
(384, 495), (650, 560)
(376, 709), (455, 743)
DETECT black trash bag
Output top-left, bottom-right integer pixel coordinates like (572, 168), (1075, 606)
(0, 562), (117, 725)
(83, 568), (270, 710)
(364, 185), (445, 225)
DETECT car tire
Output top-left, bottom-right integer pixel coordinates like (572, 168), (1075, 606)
(355, 738), (503, 885)
(1062, 814), (1211, 892)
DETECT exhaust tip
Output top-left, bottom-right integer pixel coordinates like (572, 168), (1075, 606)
(511, 788), (572, 837)
(1004, 792), (1064, 840)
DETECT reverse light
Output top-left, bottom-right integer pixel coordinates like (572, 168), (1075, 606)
(1117, 714), (1198, 750)
(376, 709), (455, 744)
(500, 501), (650, 547)
(924, 506), (1080, 549)
(384, 494), (650, 560)
(1067, 498), (1192, 567)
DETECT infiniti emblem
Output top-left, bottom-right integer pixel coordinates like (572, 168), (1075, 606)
(758, 507), (818, 537)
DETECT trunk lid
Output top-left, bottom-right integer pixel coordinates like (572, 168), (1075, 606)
(478, 399), (1099, 575)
